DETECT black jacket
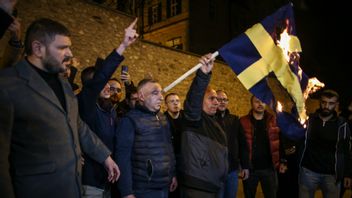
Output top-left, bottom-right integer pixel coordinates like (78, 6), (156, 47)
(180, 70), (228, 193)
(299, 111), (352, 182)
(77, 50), (124, 189)
(216, 109), (250, 171)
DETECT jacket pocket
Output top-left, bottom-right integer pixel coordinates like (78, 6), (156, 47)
(15, 162), (56, 176)
(146, 159), (154, 181)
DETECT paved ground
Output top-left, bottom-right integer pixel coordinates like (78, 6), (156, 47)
(236, 180), (352, 197)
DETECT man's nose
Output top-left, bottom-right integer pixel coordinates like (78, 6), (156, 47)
(66, 48), (73, 58)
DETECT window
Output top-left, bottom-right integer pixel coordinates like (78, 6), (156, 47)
(167, 0), (182, 18)
(165, 37), (183, 50)
(148, 2), (162, 25)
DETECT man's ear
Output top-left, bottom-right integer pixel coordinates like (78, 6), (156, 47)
(138, 91), (144, 102)
(31, 40), (45, 58)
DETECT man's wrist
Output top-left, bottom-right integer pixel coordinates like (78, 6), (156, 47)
(116, 43), (127, 55)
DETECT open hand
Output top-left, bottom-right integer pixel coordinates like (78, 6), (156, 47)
(104, 156), (120, 183)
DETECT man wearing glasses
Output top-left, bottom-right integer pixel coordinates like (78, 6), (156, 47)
(215, 90), (249, 198)
(77, 19), (138, 197)
(108, 78), (123, 105)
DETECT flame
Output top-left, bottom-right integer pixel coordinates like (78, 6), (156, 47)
(298, 110), (308, 127)
(276, 23), (314, 126)
(277, 101), (283, 112)
(276, 21), (325, 126)
(278, 101), (308, 128)
(303, 77), (325, 99)
(277, 29), (291, 61)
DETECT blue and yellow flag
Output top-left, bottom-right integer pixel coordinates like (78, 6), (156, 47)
(219, 3), (308, 121)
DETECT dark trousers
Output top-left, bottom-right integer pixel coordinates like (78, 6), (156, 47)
(243, 168), (278, 198)
(277, 153), (298, 198)
(134, 187), (169, 198)
(169, 185), (180, 198)
(180, 186), (218, 198)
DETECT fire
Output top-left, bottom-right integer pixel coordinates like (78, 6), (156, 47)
(277, 29), (291, 61)
(277, 25), (302, 62)
(303, 77), (325, 99)
(276, 22), (322, 125)
(277, 101), (283, 112)
(277, 101), (308, 128)
(299, 111), (308, 128)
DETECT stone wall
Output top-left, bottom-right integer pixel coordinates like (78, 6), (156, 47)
(1, 0), (317, 116)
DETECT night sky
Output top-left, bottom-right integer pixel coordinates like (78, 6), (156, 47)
(293, 1), (351, 109)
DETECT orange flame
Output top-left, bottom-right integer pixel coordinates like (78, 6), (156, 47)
(277, 28), (291, 61)
(276, 24), (318, 125)
(277, 101), (283, 112)
(277, 101), (307, 128)
(303, 77), (325, 99)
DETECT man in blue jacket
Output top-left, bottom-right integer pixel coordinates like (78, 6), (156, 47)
(115, 78), (177, 198)
(77, 18), (138, 197)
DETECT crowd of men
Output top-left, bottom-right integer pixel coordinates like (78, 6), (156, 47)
(0, 1), (351, 198)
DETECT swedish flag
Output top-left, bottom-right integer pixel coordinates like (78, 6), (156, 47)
(219, 3), (308, 121)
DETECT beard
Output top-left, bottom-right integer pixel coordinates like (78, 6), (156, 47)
(110, 94), (121, 104)
(98, 97), (114, 111)
(320, 108), (333, 117)
(42, 51), (70, 74)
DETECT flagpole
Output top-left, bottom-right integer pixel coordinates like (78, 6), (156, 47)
(163, 51), (219, 93)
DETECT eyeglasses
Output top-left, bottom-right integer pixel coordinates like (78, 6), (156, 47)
(217, 98), (229, 102)
(208, 96), (218, 101)
(109, 87), (122, 93)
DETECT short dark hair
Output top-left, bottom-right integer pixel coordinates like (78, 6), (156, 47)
(137, 78), (159, 92)
(24, 18), (71, 55)
(320, 89), (339, 101)
(126, 86), (137, 101)
(250, 95), (259, 104)
(81, 66), (95, 85)
(165, 92), (178, 102)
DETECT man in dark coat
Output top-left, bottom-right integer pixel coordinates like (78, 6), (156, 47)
(180, 54), (228, 198)
(77, 18), (138, 197)
(0, 18), (119, 198)
(215, 90), (249, 198)
(277, 89), (352, 197)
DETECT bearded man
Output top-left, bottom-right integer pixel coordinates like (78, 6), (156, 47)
(0, 18), (119, 198)
(277, 89), (352, 198)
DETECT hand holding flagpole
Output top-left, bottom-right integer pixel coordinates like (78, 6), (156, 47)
(163, 51), (219, 93)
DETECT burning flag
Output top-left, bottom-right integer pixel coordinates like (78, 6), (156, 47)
(219, 3), (321, 122)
